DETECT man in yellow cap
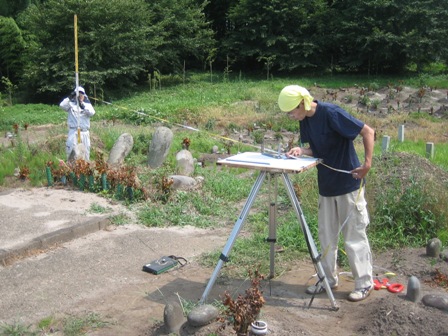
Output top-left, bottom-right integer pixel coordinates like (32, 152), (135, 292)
(278, 85), (375, 302)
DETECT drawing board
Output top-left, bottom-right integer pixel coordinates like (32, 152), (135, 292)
(217, 152), (320, 173)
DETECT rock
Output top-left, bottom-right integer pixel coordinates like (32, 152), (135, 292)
(176, 149), (194, 176)
(147, 126), (173, 168)
(212, 145), (219, 154)
(421, 294), (448, 311)
(107, 133), (134, 166)
(169, 175), (198, 190)
(405, 276), (421, 302)
(163, 301), (186, 334)
(68, 143), (88, 162)
(441, 250), (448, 262)
(195, 176), (204, 184)
(187, 304), (219, 327)
(426, 238), (442, 258)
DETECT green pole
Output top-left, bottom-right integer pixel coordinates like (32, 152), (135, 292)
(126, 186), (134, 201)
(101, 173), (108, 190)
(79, 174), (85, 190)
(115, 184), (123, 199)
(89, 175), (95, 191)
(45, 166), (53, 186)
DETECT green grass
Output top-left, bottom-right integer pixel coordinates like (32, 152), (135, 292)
(0, 321), (37, 336)
(0, 135), (63, 186)
(0, 312), (110, 336)
(63, 312), (110, 336)
(87, 202), (113, 214)
(109, 212), (132, 226)
(3, 73), (447, 132)
(138, 166), (253, 228)
(388, 139), (448, 170)
(0, 104), (62, 130)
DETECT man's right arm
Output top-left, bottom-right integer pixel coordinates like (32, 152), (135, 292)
(287, 146), (313, 157)
(59, 98), (71, 112)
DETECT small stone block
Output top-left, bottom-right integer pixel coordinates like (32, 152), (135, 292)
(406, 276), (421, 303)
(164, 302), (185, 334)
(426, 238), (442, 258)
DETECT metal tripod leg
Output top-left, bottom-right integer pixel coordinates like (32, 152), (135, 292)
(199, 171), (267, 304)
(281, 173), (339, 310)
(267, 173), (278, 279)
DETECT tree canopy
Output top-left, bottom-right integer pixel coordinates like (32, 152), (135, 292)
(0, 16), (25, 81)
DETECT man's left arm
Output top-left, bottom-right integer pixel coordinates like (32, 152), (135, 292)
(351, 124), (375, 179)
(82, 102), (96, 117)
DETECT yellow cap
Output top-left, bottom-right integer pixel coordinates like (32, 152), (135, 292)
(278, 85), (314, 112)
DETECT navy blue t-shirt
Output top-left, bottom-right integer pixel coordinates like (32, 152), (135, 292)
(300, 101), (364, 197)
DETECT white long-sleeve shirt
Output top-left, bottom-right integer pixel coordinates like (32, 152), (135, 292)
(59, 97), (95, 130)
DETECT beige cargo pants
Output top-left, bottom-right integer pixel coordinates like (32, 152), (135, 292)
(318, 188), (373, 290)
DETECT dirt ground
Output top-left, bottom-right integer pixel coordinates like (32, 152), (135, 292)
(1, 86), (448, 335)
(1, 186), (447, 336)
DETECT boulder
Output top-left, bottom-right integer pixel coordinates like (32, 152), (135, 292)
(107, 133), (133, 166)
(187, 304), (218, 327)
(147, 126), (173, 168)
(169, 175), (198, 190)
(163, 301), (186, 334)
(422, 294), (448, 311)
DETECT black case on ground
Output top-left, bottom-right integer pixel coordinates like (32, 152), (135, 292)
(142, 256), (178, 274)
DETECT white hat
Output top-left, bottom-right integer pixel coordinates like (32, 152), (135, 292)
(76, 86), (86, 95)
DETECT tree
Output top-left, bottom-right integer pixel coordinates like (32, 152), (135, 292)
(0, 16), (25, 82)
(17, 0), (162, 97)
(322, 0), (448, 74)
(223, 0), (327, 73)
(0, 0), (40, 18)
(203, 0), (238, 42)
(400, 0), (448, 73)
(146, 0), (215, 73)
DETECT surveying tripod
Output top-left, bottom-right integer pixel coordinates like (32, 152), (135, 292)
(199, 152), (339, 310)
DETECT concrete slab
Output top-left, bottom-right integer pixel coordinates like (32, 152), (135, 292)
(0, 188), (124, 265)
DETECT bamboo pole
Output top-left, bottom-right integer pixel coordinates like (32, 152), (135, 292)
(74, 14), (81, 144)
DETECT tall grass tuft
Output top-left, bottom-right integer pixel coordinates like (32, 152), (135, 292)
(368, 153), (448, 249)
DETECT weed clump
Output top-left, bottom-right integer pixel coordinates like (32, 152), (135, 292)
(220, 270), (265, 335)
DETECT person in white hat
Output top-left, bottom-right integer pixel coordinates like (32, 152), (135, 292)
(59, 86), (96, 161)
(278, 85), (375, 302)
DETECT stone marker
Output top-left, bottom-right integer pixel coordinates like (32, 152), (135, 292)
(147, 126), (173, 168)
(187, 304), (219, 327)
(406, 276), (421, 302)
(398, 124), (405, 142)
(107, 133), (134, 166)
(164, 301), (186, 334)
(381, 135), (390, 153)
(426, 142), (435, 159)
(426, 238), (442, 258)
(176, 149), (194, 176)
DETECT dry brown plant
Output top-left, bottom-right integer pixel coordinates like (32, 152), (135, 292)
(220, 269), (265, 335)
